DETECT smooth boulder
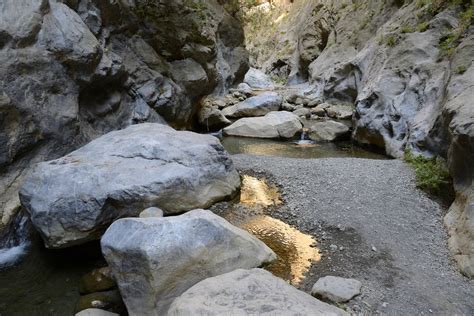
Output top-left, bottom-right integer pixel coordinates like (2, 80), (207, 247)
(308, 120), (350, 142)
(243, 67), (274, 89)
(101, 210), (276, 316)
(222, 92), (282, 118)
(168, 269), (349, 316)
(311, 276), (362, 303)
(19, 123), (240, 248)
(223, 111), (302, 139)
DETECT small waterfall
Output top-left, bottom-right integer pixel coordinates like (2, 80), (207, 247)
(294, 128), (315, 146)
(0, 210), (31, 269)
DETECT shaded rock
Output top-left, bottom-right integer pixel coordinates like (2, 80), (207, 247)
(223, 111), (303, 139)
(222, 92), (282, 118)
(308, 121), (350, 142)
(236, 82), (254, 97)
(168, 268), (349, 316)
(75, 309), (119, 316)
(197, 104), (231, 131)
(244, 67), (274, 89)
(37, 2), (101, 68)
(75, 290), (125, 315)
(20, 123), (240, 248)
(311, 104), (328, 117)
(101, 210), (276, 316)
(170, 59), (210, 99)
(311, 276), (362, 303)
(139, 207), (164, 219)
(282, 102), (297, 112)
(80, 267), (116, 294)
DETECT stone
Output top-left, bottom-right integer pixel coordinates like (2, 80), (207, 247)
(139, 207), (164, 219)
(222, 92), (282, 118)
(75, 290), (125, 315)
(308, 120), (350, 142)
(293, 107), (311, 118)
(170, 59), (210, 99)
(223, 111), (303, 139)
(311, 104), (328, 117)
(244, 67), (274, 89)
(80, 267), (116, 294)
(168, 269), (349, 316)
(101, 210), (276, 316)
(311, 276), (362, 303)
(19, 123), (240, 248)
(236, 82), (254, 97)
(281, 102), (297, 111)
(75, 309), (119, 316)
(37, 2), (101, 67)
(197, 105), (231, 131)
(325, 104), (354, 120)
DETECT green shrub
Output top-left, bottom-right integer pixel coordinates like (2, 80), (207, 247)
(401, 25), (415, 33)
(455, 65), (468, 74)
(386, 35), (397, 46)
(416, 21), (430, 32)
(404, 150), (451, 193)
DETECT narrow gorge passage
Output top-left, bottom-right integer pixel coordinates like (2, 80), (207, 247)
(0, 0), (473, 315)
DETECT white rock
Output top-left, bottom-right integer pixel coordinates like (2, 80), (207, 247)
(139, 207), (164, 218)
(75, 309), (119, 316)
(311, 276), (362, 303)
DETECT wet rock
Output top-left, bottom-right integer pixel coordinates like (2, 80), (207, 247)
(75, 290), (125, 315)
(222, 92), (282, 118)
(223, 111), (303, 139)
(244, 68), (274, 89)
(75, 309), (119, 316)
(168, 269), (349, 316)
(308, 121), (350, 142)
(20, 123), (240, 248)
(139, 207), (164, 219)
(80, 267), (116, 294)
(101, 210), (276, 316)
(311, 276), (362, 303)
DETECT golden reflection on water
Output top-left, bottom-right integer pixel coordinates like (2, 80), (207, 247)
(240, 175), (282, 207)
(223, 175), (321, 285)
(243, 215), (321, 285)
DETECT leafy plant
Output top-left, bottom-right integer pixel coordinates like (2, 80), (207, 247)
(401, 25), (415, 33)
(404, 149), (452, 194)
(455, 65), (468, 74)
(416, 21), (430, 32)
(386, 35), (397, 46)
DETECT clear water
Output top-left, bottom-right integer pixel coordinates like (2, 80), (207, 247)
(221, 136), (388, 160)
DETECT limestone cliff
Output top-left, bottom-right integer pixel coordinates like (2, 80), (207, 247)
(245, 0), (474, 277)
(0, 0), (248, 231)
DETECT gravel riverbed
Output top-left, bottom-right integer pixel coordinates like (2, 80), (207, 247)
(229, 154), (474, 316)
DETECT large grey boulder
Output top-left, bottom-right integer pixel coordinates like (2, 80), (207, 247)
(75, 309), (118, 316)
(243, 68), (274, 89)
(308, 120), (350, 142)
(19, 123), (240, 248)
(311, 276), (362, 303)
(223, 111), (302, 139)
(197, 105), (231, 132)
(168, 269), (349, 316)
(101, 210), (276, 316)
(222, 92), (282, 118)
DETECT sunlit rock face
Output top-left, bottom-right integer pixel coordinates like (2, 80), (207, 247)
(0, 0), (248, 230)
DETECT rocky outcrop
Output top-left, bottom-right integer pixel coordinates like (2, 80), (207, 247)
(223, 111), (302, 138)
(19, 124), (240, 248)
(222, 92), (282, 118)
(0, 0), (248, 230)
(101, 210), (276, 316)
(168, 268), (349, 316)
(243, 67), (274, 89)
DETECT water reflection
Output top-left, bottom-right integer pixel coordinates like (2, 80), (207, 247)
(221, 136), (388, 159)
(219, 175), (321, 285)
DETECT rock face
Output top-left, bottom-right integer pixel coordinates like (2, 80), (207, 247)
(243, 67), (274, 89)
(101, 210), (276, 316)
(19, 124), (240, 248)
(0, 0), (248, 231)
(308, 121), (350, 142)
(168, 268), (349, 316)
(311, 276), (362, 303)
(222, 92), (282, 118)
(223, 111), (302, 139)
(75, 309), (119, 316)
